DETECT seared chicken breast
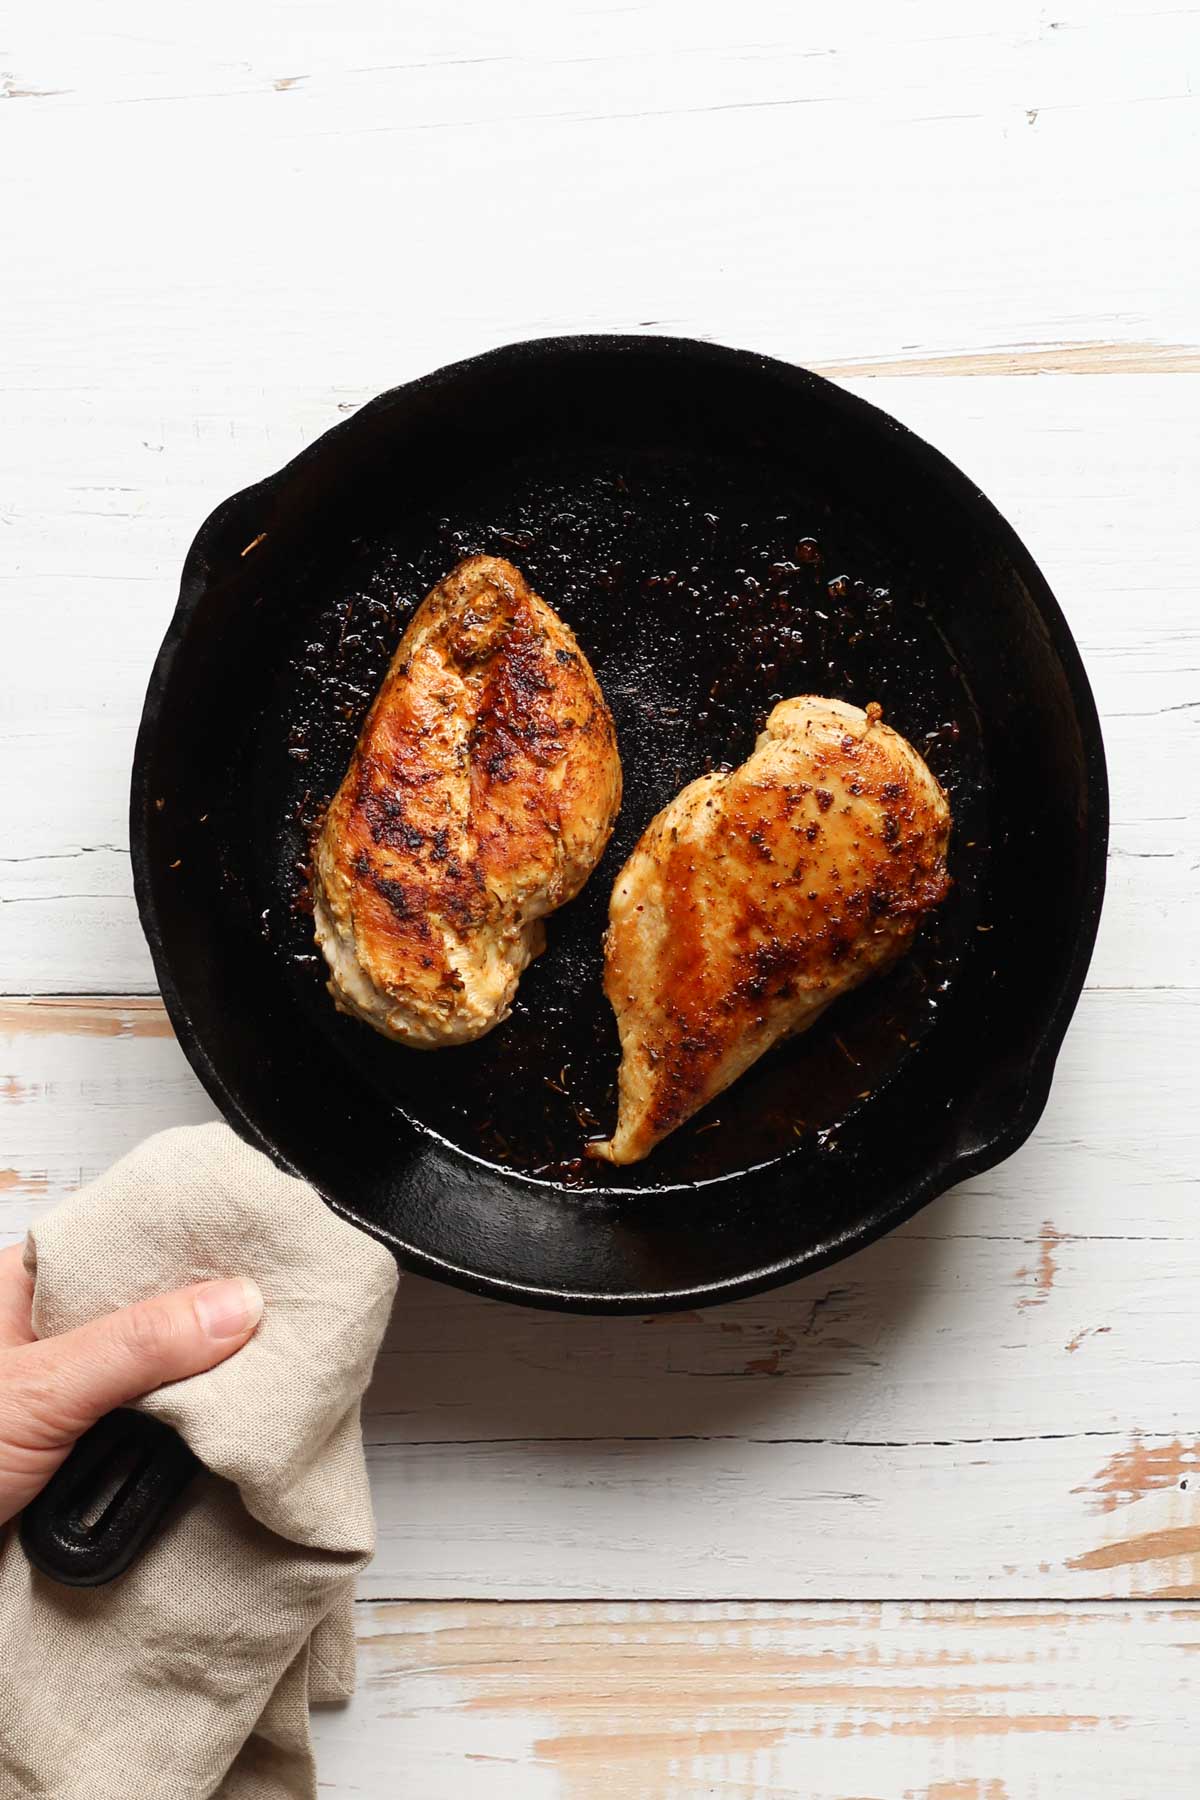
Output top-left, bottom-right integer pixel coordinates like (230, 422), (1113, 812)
(589, 696), (950, 1164)
(313, 556), (621, 1047)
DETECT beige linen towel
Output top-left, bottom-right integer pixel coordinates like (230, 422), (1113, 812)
(0, 1123), (398, 1800)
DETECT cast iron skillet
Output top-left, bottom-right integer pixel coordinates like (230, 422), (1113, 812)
(22, 335), (1107, 1585)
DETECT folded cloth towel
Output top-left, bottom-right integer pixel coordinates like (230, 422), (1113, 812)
(0, 1123), (398, 1800)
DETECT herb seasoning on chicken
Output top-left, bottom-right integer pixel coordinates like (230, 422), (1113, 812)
(589, 696), (950, 1164)
(312, 556), (622, 1047)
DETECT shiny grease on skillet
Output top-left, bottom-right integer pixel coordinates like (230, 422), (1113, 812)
(245, 448), (987, 1193)
(30, 341), (1102, 1589)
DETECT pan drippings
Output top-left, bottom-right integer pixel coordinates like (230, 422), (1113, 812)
(253, 449), (988, 1192)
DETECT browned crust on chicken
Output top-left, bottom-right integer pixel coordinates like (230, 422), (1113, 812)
(312, 556), (622, 1047)
(589, 696), (950, 1164)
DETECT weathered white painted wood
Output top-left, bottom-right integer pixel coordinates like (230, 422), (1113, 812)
(2, 987), (1195, 1249)
(1, 378), (1197, 991)
(4, 0), (1199, 381)
(1, 994), (1196, 1599)
(0, 1002), (216, 1225)
(360, 1426), (1200, 1602)
(312, 1599), (1200, 1797)
(3, 0), (1198, 1786)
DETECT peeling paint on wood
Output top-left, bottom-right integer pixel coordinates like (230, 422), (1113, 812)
(1065, 1325), (1111, 1354)
(315, 1601), (1200, 1796)
(1, 383), (1194, 994)
(4, 2), (1200, 1790)
(1016, 1222), (1062, 1310)
(1076, 1438), (1200, 1514)
(0, 1169), (48, 1198)
(0, 998), (173, 1039)
(1068, 1526), (1200, 1578)
(913, 1783), (1009, 1800)
(812, 342), (1200, 378)
(1, 988), (1199, 1600)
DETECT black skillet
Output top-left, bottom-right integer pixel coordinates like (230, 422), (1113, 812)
(22, 335), (1107, 1585)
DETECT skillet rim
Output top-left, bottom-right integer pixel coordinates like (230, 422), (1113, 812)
(130, 333), (1109, 1313)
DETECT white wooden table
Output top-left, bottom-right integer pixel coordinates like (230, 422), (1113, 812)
(3, 3), (1198, 1793)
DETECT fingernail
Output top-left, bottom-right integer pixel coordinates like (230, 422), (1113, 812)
(194, 1277), (264, 1340)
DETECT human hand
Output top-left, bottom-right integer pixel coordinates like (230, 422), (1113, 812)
(0, 1243), (262, 1527)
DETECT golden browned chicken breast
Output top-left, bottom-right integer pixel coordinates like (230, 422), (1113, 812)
(588, 696), (950, 1164)
(312, 556), (621, 1047)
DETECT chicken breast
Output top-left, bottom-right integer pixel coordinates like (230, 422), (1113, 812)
(312, 556), (621, 1047)
(589, 696), (950, 1164)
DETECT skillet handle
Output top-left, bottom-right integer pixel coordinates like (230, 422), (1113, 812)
(19, 1409), (200, 1587)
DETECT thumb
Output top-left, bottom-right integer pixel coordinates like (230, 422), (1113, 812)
(16, 1277), (264, 1445)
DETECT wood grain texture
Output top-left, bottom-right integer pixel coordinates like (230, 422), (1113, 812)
(310, 1600), (1200, 1797)
(813, 343), (1200, 376)
(353, 1432), (1200, 1602)
(2, 0), (1199, 1790)
(1, 377), (1197, 992)
(1, 992), (1197, 1599)
(3, 0), (1197, 378)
